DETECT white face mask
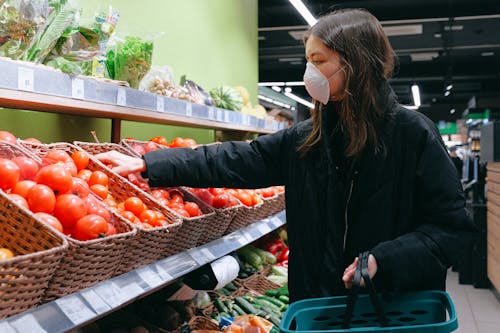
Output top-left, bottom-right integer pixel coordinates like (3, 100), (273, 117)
(303, 62), (344, 105)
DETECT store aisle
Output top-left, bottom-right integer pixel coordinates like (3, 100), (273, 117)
(446, 270), (500, 333)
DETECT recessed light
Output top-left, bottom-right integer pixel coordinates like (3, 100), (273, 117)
(434, 33), (442, 38)
(272, 86), (282, 92)
(444, 25), (463, 31)
(285, 87), (292, 93)
(481, 51), (494, 56)
(444, 91), (451, 97)
(450, 108), (456, 114)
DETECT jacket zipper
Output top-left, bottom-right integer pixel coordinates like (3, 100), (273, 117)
(343, 171), (357, 252)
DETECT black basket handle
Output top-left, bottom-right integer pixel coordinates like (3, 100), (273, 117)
(342, 251), (388, 329)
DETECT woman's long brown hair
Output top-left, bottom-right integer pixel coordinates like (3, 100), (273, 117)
(298, 9), (396, 158)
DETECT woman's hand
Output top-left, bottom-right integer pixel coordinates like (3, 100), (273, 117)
(342, 254), (378, 288)
(94, 150), (146, 176)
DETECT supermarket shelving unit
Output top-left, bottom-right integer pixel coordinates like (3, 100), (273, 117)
(0, 58), (288, 332)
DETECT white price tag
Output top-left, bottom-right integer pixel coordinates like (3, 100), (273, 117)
(56, 295), (95, 325)
(243, 115), (251, 126)
(155, 263), (173, 281)
(94, 282), (126, 308)
(0, 322), (16, 333)
(120, 282), (144, 298)
(10, 314), (47, 333)
(256, 223), (272, 235)
(81, 289), (111, 314)
(71, 78), (85, 99)
(137, 266), (163, 288)
(224, 111), (230, 122)
(117, 88), (126, 106)
(201, 247), (216, 261)
(156, 96), (164, 112)
(270, 216), (283, 228)
(216, 109), (223, 121)
(18, 67), (34, 92)
(186, 103), (193, 117)
(208, 107), (215, 120)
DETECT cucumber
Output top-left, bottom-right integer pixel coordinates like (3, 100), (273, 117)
(250, 246), (277, 265)
(278, 295), (289, 304)
(220, 311), (230, 318)
(237, 247), (263, 269)
(257, 296), (286, 310)
(225, 281), (238, 291)
(265, 289), (279, 297)
(238, 271), (248, 278)
(230, 309), (239, 317)
(277, 286), (289, 297)
(223, 299), (233, 311)
(258, 308), (281, 326)
(232, 304), (246, 316)
(253, 299), (282, 316)
(214, 298), (229, 313)
(235, 297), (259, 315)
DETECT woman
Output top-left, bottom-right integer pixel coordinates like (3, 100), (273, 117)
(96, 9), (472, 302)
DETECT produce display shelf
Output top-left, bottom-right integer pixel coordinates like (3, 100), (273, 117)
(0, 210), (286, 333)
(0, 58), (282, 141)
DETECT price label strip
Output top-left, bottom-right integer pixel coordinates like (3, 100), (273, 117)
(216, 109), (223, 121)
(156, 96), (164, 112)
(10, 314), (47, 333)
(56, 295), (96, 325)
(137, 266), (164, 288)
(71, 78), (85, 99)
(18, 67), (34, 92)
(0, 322), (16, 333)
(224, 111), (230, 122)
(186, 103), (193, 117)
(94, 282), (127, 308)
(155, 263), (173, 281)
(270, 216), (283, 228)
(81, 289), (111, 315)
(188, 247), (216, 265)
(117, 87), (127, 106)
(208, 107), (215, 120)
(256, 222), (272, 235)
(120, 282), (144, 299)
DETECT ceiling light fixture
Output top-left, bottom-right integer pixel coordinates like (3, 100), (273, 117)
(258, 82), (285, 86)
(444, 90), (451, 97)
(284, 92), (314, 109)
(411, 84), (421, 107)
(288, 0), (317, 26)
(446, 84), (453, 91)
(450, 108), (456, 114)
(285, 81), (305, 86)
(285, 87), (292, 93)
(271, 86), (282, 92)
(402, 105), (419, 110)
(481, 51), (494, 56)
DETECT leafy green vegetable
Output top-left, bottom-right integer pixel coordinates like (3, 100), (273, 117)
(107, 36), (153, 88)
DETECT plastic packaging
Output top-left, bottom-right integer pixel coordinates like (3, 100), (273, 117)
(0, 0), (50, 59)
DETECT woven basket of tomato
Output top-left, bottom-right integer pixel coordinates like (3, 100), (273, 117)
(184, 187), (242, 244)
(224, 189), (265, 234)
(74, 141), (218, 251)
(74, 141), (140, 157)
(120, 138), (167, 156)
(253, 186), (286, 221)
(0, 143), (69, 317)
(18, 141), (183, 277)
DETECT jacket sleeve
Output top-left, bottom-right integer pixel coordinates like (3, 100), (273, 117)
(371, 120), (475, 291)
(142, 128), (292, 189)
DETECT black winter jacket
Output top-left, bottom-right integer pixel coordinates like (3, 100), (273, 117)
(143, 92), (473, 302)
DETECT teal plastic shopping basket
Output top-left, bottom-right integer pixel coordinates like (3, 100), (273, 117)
(280, 252), (458, 332)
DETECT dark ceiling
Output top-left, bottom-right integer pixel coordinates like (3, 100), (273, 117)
(258, 0), (500, 122)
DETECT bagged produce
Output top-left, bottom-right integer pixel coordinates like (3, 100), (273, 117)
(107, 34), (155, 88)
(0, 0), (49, 59)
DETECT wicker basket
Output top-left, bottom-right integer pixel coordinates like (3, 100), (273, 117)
(189, 315), (219, 331)
(225, 201), (264, 235)
(121, 138), (167, 155)
(254, 192), (286, 221)
(18, 142), (183, 276)
(74, 142), (218, 252)
(0, 191), (68, 318)
(243, 273), (281, 295)
(73, 140), (139, 157)
(183, 187), (240, 245)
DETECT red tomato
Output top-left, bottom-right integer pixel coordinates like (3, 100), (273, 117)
(192, 188), (213, 206)
(209, 188), (225, 196)
(77, 169), (92, 182)
(170, 193), (184, 204)
(212, 194), (230, 209)
(0, 131), (16, 144)
(27, 184), (56, 213)
(85, 201), (111, 222)
(11, 156), (39, 181)
(169, 137), (185, 148)
(63, 162), (78, 177)
(145, 141), (159, 153)
(88, 171), (108, 187)
(120, 210), (137, 222)
(172, 207), (190, 218)
(150, 136), (168, 146)
(9, 193), (29, 209)
(103, 195), (117, 207)
(73, 214), (109, 241)
(139, 209), (158, 225)
(156, 197), (169, 207)
(35, 212), (63, 233)
(183, 138), (197, 148)
(13, 180), (36, 198)
(46, 150), (72, 164)
(23, 137), (42, 144)
(0, 158), (20, 190)
(184, 202), (202, 217)
(90, 184), (108, 200)
(71, 151), (89, 171)
(124, 197), (145, 216)
(261, 187), (276, 198)
(66, 177), (90, 198)
(54, 194), (88, 229)
(151, 189), (170, 200)
(35, 164), (73, 193)
(237, 192), (253, 206)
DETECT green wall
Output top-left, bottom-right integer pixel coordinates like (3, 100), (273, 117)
(0, 0), (258, 144)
